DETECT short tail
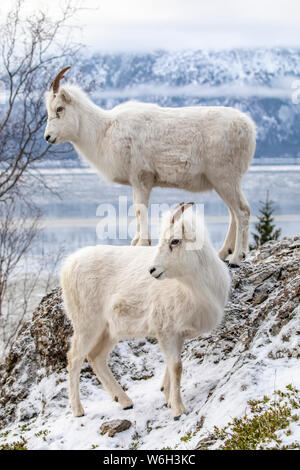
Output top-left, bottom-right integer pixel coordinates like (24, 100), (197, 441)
(60, 254), (80, 322)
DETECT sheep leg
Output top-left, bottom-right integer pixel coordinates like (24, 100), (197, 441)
(158, 334), (185, 419)
(218, 207), (236, 261)
(229, 188), (250, 266)
(215, 183), (250, 266)
(160, 367), (170, 404)
(132, 184), (152, 246)
(241, 193), (250, 254)
(131, 217), (141, 246)
(88, 329), (133, 410)
(67, 335), (86, 417)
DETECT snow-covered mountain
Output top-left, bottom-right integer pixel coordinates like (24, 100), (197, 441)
(73, 48), (300, 160)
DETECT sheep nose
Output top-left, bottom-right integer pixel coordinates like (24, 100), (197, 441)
(45, 134), (51, 142)
(149, 267), (156, 275)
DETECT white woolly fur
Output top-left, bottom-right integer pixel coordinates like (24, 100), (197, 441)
(61, 205), (231, 419)
(45, 82), (256, 266)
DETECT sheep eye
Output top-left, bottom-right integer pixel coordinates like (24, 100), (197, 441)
(170, 239), (180, 246)
(56, 106), (64, 113)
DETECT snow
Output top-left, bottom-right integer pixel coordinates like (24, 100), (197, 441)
(1, 325), (299, 449)
(1, 347), (299, 450)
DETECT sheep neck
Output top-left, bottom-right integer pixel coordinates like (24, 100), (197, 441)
(174, 253), (222, 310)
(175, 268), (206, 300)
(71, 100), (110, 169)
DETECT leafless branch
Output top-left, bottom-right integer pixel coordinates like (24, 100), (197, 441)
(0, 0), (86, 200)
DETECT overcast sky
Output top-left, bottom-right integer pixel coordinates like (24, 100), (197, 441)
(77, 0), (300, 51)
(3, 0), (300, 52)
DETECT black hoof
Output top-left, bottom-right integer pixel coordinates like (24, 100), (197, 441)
(174, 415), (181, 421)
(228, 263), (240, 269)
(160, 386), (164, 392)
(123, 404), (133, 410)
(228, 249), (232, 254)
(114, 396), (118, 402)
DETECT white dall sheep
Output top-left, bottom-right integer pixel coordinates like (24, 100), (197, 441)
(61, 203), (231, 419)
(45, 67), (256, 266)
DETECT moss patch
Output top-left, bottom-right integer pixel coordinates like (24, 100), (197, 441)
(212, 385), (300, 450)
(0, 436), (28, 450)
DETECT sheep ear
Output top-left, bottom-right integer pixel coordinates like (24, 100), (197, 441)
(171, 202), (194, 225)
(60, 89), (72, 104)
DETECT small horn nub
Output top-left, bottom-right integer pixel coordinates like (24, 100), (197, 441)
(171, 202), (194, 224)
(49, 66), (71, 94)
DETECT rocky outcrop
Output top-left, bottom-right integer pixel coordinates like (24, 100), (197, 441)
(0, 236), (299, 429)
(0, 289), (68, 420)
(184, 236), (300, 365)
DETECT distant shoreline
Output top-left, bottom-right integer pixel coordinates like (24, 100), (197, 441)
(37, 214), (300, 228)
(25, 163), (300, 176)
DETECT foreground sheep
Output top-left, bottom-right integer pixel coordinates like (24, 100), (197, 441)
(44, 68), (256, 267)
(61, 203), (231, 420)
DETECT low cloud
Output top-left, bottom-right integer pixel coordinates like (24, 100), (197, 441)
(93, 82), (296, 100)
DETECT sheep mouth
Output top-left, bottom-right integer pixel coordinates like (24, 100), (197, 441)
(49, 137), (57, 145)
(153, 271), (164, 279)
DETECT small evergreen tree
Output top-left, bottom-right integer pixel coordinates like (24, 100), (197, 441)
(250, 191), (281, 250)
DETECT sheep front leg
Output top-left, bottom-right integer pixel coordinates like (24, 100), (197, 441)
(160, 367), (170, 404)
(158, 333), (185, 420)
(131, 184), (152, 246)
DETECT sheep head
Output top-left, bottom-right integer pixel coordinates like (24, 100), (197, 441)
(44, 67), (80, 145)
(149, 202), (200, 281)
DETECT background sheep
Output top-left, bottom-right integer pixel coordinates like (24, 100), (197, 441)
(61, 203), (231, 420)
(44, 68), (256, 267)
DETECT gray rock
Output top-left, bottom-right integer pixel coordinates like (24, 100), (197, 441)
(100, 419), (132, 437)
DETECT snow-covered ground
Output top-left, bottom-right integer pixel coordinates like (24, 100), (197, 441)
(1, 350), (299, 450)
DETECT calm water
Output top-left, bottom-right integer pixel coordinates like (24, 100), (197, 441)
(31, 164), (300, 257)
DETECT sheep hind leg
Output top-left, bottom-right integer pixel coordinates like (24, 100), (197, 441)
(230, 188), (250, 266)
(218, 208), (236, 261)
(241, 193), (250, 255)
(67, 334), (87, 417)
(215, 183), (250, 266)
(87, 329), (133, 410)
